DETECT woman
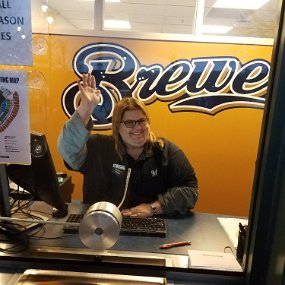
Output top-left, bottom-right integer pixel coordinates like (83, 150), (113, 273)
(58, 73), (198, 217)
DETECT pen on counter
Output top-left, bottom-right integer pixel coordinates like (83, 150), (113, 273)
(159, 241), (191, 249)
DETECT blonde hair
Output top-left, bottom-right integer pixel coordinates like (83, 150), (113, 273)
(112, 97), (164, 157)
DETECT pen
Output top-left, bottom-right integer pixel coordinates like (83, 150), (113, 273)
(159, 241), (191, 249)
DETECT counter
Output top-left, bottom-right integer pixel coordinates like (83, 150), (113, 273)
(0, 201), (245, 285)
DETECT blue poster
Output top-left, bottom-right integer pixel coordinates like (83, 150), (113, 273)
(0, 0), (32, 66)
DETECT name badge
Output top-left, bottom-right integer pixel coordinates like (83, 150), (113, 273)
(112, 163), (126, 175)
(112, 163), (126, 171)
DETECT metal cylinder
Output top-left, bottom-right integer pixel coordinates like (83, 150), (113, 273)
(79, 201), (122, 250)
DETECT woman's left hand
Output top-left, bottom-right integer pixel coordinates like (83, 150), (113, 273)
(121, 203), (153, 218)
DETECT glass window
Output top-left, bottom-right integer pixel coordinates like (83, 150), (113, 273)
(1, 0), (282, 279)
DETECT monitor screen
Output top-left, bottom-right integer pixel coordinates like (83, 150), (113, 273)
(2, 132), (68, 219)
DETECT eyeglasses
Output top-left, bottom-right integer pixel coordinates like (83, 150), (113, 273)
(121, 118), (149, 128)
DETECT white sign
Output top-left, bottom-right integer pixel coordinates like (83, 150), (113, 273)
(188, 250), (242, 272)
(0, 0), (32, 66)
(0, 70), (31, 164)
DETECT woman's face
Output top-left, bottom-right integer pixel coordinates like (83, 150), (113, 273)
(119, 109), (150, 150)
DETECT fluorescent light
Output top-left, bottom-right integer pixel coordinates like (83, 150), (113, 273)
(202, 25), (233, 34)
(213, 0), (270, 10)
(47, 16), (54, 24)
(41, 4), (48, 12)
(104, 19), (131, 29)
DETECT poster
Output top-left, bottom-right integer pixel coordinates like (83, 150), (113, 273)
(0, 0), (32, 66)
(0, 70), (30, 164)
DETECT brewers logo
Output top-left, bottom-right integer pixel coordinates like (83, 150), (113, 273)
(62, 42), (270, 130)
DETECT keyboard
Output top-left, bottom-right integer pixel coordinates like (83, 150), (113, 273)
(63, 214), (166, 237)
(120, 216), (166, 237)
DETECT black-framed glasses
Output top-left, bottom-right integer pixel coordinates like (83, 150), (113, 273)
(121, 118), (149, 128)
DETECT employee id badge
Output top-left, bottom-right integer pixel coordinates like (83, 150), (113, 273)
(112, 163), (126, 175)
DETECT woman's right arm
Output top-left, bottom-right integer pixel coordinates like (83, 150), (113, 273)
(58, 73), (101, 170)
(58, 111), (91, 170)
(77, 73), (101, 127)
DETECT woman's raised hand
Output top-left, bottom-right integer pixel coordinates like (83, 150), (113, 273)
(77, 73), (102, 126)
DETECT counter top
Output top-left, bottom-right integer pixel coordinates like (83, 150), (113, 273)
(0, 202), (244, 284)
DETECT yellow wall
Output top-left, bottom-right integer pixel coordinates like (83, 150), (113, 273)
(2, 35), (272, 216)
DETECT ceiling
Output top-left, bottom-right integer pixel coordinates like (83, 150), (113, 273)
(31, 0), (280, 42)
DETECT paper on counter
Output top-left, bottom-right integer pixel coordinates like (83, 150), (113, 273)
(188, 250), (242, 272)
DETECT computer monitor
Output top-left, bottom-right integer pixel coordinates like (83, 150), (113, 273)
(0, 132), (68, 222)
(0, 164), (12, 218)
